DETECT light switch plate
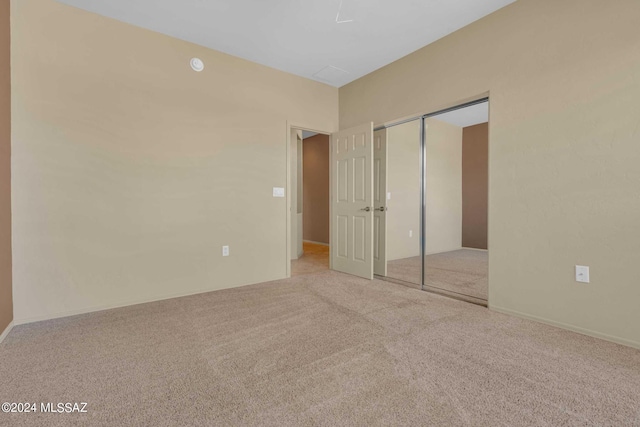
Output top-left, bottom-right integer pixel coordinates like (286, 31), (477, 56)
(222, 246), (230, 257)
(387, 192), (392, 200)
(273, 187), (285, 198)
(575, 265), (590, 283)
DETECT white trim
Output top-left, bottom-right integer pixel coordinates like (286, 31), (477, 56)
(490, 305), (640, 350)
(296, 212), (304, 258)
(387, 247), (465, 262)
(0, 321), (14, 344)
(303, 240), (330, 247)
(423, 247), (464, 256)
(286, 122), (292, 277)
(13, 276), (280, 326)
(461, 247), (488, 252)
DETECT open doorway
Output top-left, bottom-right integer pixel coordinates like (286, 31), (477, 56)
(289, 128), (331, 277)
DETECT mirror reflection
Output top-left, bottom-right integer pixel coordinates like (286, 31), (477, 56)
(377, 119), (422, 287)
(423, 102), (489, 302)
(377, 101), (489, 303)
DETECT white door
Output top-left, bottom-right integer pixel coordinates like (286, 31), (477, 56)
(331, 123), (374, 279)
(373, 129), (388, 276)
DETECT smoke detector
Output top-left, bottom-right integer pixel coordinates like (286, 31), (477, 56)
(190, 58), (204, 72)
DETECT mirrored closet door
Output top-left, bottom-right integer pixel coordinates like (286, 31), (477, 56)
(422, 100), (489, 303)
(374, 99), (490, 304)
(374, 119), (422, 288)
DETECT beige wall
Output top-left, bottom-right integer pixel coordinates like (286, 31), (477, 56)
(386, 120), (420, 261)
(425, 118), (462, 255)
(340, 0), (640, 348)
(462, 122), (488, 250)
(0, 0), (12, 335)
(11, 0), (338, 323)
(386, 118), (462, 261)
(302, 134), (329, 245)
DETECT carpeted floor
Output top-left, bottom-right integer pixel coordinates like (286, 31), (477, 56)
(387, 249), (488, 300)
(1, 270), (639, 426)
(291, 241), (330, 277)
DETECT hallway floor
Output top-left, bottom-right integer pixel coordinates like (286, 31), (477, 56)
(291, 241), (330, 277)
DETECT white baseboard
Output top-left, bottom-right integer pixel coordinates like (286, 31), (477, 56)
(490, 305), (640, 350)
(389, 247), (485, 261)
(14, 274), (286, 326)
(424, 247), (463, 256)
(303, 240), (329, 247)
(0, 321), (14, 345)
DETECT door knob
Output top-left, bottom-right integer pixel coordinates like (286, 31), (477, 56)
(375, 207), (388, 212)
(360, 207), (372, 212)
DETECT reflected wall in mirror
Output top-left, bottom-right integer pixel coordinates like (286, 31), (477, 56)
(423, 101), (489, 301)
(384, 119), (422, 286)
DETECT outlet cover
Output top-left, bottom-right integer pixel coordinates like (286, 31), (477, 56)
(222, 246), (230, 257)
(575, 265), (590, 283)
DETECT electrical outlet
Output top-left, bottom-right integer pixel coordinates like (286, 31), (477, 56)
(222, 246), (230, 257)
(575, 265), (589, 283)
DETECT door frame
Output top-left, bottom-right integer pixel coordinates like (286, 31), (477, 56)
(286, 122), (334, 278)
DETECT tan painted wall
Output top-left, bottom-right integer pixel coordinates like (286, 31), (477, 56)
(386, 118), (462, 262)
(386, 120), (420, 261)
(11, 0), (338, 323)
(0, 0), (12, 334)
(462, 123), (488, 250)
(425, 118), (462, 255)
(340, 0), (640, 348)
(302, 134), (329, 245)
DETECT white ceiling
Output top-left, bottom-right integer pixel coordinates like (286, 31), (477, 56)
(55, 0), (516, 87)
(432, 102), (488, 128)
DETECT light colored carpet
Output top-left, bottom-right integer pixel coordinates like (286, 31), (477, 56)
(1, 270), (639, 426)
(387, 249), (488, 300)
(291, 241), (330, 277)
